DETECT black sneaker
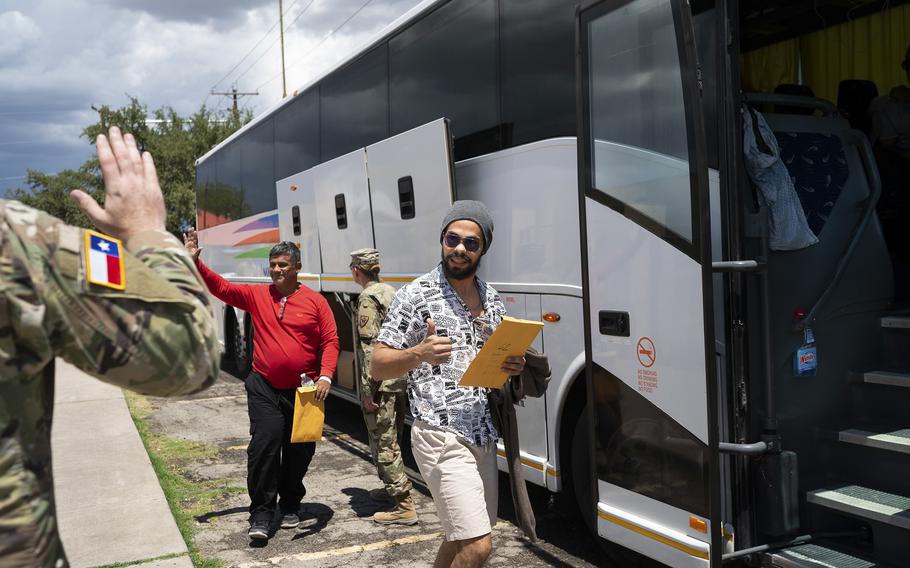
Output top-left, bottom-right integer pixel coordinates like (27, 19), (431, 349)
(280, 512), (300, 529)
(248, 519), (269, 540)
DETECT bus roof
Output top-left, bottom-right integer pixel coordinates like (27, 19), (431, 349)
(196, 0), (443, 167)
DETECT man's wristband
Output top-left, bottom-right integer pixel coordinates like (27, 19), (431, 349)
(317, 376), (332, 385)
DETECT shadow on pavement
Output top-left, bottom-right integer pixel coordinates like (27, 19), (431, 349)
(293, 502), (334, 540)
(196, 506), (247, 524)
(341, 487), (385, 518)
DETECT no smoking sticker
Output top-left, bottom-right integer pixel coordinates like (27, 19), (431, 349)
(636, 337), (656, 367)
(636, 337), (658, 393)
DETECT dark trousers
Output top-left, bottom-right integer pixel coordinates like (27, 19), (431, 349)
(245, 371), (316, 522)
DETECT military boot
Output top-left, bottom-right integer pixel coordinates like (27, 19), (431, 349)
(373, 494), (418, 525)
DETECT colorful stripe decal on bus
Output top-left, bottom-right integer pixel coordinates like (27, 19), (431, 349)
(235, 213), (279, 232)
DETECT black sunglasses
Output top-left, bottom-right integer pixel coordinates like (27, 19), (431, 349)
(443, 232), (482, 253)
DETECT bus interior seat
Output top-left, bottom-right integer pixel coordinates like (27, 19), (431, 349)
(751, 95), (893, 328)
(773, 84), (817, 115)
(774, 124), (848, 235)
(837, 79), (879, 135)
(752, 97), (894, 444)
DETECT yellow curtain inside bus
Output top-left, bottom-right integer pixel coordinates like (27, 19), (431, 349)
(741, 39), (799, 94)
(742, 3), (910, 103)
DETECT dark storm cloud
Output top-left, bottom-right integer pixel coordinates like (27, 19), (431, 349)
(0, 0), (424, 196)
(100, 0), (274, 27)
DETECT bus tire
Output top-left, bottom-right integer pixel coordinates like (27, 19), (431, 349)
(571, 409), (595, 532)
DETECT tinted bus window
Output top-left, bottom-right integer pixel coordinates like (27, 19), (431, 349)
(206, 143), (248, 226)
(588, 0), (693, 242)
(320, 45), (389, 162)
(241, 118), (277, 216)
(275, 88), (320, 180)
(389, 0), (498, 160)
(195, 159), (212, 228)
(501, 0), (575, 147)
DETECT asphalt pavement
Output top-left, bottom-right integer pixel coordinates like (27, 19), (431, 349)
(52, 363), (613, 567)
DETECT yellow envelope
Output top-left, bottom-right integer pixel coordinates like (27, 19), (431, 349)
(458, 316), (544, 389)
(291, 385), (325, 443)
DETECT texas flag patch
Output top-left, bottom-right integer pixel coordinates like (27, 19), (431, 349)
(85, 229), (126, 290)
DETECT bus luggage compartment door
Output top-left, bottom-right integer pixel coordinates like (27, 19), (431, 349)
(366, 118), (455, 278)
(276, 169), (322, 284)
(312, 148), (372, 293)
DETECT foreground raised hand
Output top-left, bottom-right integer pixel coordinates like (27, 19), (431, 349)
(70, 126), (166, 242)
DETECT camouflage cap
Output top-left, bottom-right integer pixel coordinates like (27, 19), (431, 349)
(350, 247), (380, 271)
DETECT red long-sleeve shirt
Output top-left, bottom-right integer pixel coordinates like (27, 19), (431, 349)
(196, 260), (339, 389)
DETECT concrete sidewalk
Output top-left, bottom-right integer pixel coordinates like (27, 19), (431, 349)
(51, 359), (193, 568)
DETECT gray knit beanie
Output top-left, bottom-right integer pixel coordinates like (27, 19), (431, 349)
(440, 200), (494, 254)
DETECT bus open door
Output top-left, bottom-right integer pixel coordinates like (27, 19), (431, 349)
(576, 0), (722, 566)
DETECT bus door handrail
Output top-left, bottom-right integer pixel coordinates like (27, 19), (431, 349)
(742, 93), (837, 117)
(711, 260), (763, 273)
(712, 258), (775, 455)
(794, 130), (882, 332)
(718, 441), (769, 455)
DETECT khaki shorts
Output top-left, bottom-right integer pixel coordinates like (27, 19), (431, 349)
(410, 420), (498, 542)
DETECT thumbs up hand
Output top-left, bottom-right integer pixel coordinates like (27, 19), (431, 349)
(416, 318), (452, 365)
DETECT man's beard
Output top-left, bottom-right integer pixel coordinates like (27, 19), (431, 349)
(441, 250), (480, 280)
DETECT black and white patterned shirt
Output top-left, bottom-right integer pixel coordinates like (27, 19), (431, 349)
(377, 264), (505, 446)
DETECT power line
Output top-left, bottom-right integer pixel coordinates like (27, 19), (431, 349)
(211, 0), (299, 90)
(211, 87), (260, 118)
(284, 0), (319, 33)
(256, 0), (376, 92)
(233, 0), (316, 86)
(205, 0), (300, 107)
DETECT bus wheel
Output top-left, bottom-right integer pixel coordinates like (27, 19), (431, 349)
(232, 315), (253, 377)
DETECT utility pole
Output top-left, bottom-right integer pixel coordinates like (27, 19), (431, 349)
(210, 86), (258, 119)
(279, 0), (287, 98)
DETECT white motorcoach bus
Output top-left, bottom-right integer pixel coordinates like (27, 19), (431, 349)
(196, 0), (910, 566)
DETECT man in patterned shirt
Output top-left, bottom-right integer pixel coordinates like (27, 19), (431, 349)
(371, 200), (525, 568)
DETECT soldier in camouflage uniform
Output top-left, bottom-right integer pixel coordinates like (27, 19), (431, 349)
(0, 127), (220, 568)
(349, 248), (417, 526)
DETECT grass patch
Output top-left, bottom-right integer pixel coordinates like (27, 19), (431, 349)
(125, 391), (245, 568)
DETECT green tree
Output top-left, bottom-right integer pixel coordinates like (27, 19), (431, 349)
(9, 96), (251, 235)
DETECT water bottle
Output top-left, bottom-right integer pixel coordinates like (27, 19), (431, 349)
(794, 327), (817, 377)
(300, 373), (314, 387)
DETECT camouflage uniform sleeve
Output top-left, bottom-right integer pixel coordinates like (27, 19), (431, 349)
(0, 201), (219, 396)
(357, 293), (382, 399)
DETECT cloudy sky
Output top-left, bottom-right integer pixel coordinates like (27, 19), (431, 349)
(0, 0), (423, 195)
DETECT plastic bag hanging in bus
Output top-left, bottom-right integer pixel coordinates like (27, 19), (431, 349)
(742, 104), (819, 251)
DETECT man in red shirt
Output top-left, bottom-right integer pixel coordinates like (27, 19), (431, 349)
(183, 232), (339, 541)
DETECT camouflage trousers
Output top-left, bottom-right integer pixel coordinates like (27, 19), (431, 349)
(362, 391), (412, 498)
